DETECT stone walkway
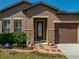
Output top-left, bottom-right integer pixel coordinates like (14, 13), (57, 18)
(34, 43), (63, 55)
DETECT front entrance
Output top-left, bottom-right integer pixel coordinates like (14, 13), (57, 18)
(34, 18), (47, 41)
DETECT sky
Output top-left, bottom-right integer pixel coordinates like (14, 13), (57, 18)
(0, 0), (79, 12)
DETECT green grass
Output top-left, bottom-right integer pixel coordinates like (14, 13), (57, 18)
(0, 51), (67, 59)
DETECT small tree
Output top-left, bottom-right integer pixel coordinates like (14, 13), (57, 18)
(13, 32), (27, 47)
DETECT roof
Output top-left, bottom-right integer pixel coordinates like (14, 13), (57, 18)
(24, 1), (60, 12)
(0, 0), (32, 12)
(0, 1), (79, 15)
(0, 1), (60, 12)
(57, 11), (79, 15)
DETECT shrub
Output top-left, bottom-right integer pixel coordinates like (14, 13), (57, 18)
(0, 32), (27, 47)
(0, 33), (14, 45)
(13, 32), (27, 47)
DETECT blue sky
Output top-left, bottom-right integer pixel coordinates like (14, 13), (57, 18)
(0, 0), (79, 12)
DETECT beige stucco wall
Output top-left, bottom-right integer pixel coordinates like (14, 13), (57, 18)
(25, 5), (58, 43)
(0, 3), (79, 43)
(25, 5), (79, 43)
(0, 1), (31, 33)
(0, 11), (27, 32)
(77, 24), (79, 43)
(57, 14), (79, 21)
(0, 2), (32, 42)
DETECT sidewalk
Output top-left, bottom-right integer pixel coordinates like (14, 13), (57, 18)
(57, 44), (79, 59)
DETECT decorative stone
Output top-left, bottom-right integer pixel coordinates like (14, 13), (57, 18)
(4, 43), (10, 48)
(48, 42), (54, 46)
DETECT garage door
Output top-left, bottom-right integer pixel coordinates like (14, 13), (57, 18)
(55, 23), (77, 44)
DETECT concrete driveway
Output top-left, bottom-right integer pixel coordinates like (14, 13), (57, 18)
(57, 44), (79, 59)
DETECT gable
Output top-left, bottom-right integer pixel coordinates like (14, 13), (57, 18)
(28, 4), (56, 11)
(24, 3), (57, 18)
(0, 1), (32, 18)
(0, 2), (60, 18)
(0, 1), (32, 12)
(24, 2), (59, 12)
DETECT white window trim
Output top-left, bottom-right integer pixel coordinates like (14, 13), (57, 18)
(33, 16), (49, 18)
(13, 17), (23, 19)
(54, 21), (79, 23)
(2, 18), (11, 20)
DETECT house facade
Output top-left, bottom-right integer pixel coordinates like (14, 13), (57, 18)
(0, 1), (79, 44)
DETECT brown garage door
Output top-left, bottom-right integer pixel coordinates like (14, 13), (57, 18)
(55, 23), (77, 44)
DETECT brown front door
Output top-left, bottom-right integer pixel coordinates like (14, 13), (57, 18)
(34, 18), (47, 41)
(55, 23), (77, 44)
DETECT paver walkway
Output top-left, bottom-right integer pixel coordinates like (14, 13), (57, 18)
(57, 44), (79, 59)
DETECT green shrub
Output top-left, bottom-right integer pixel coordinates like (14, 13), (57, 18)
(0, 32), (27, 47)
(13, 32), (27, 47)
(0, 33), (14, 44)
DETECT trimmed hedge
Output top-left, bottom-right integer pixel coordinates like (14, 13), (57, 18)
(0, 32), (27, 46)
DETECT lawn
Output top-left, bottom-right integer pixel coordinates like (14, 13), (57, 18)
(0, 51), (67, 59)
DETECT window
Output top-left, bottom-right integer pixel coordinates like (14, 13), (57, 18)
(37, 21), (43, 37)
(14, 20), (22, 32)
(2, 20), (10, 32)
